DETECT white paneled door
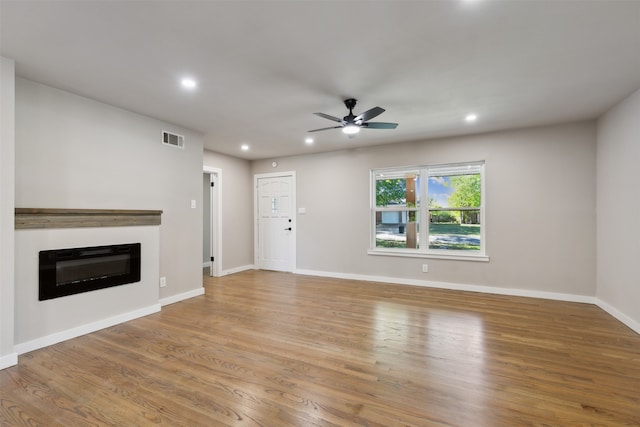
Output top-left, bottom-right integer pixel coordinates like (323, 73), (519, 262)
(256, 173), (295, 272)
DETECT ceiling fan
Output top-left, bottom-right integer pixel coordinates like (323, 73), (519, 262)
(308, 98), (398, 135)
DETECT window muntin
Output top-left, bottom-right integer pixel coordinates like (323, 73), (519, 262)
(371, 162), (485, 259)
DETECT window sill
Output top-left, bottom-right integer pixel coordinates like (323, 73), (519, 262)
(367, 249), (489, 262)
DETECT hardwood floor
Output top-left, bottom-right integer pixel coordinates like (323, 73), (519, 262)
(1, 270), (639, 426)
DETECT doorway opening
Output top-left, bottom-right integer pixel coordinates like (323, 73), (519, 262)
(203, 167), (222, 277)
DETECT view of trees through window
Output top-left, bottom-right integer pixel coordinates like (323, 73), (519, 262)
(374, 164), (482, 252)
(427, 173), (480, 251)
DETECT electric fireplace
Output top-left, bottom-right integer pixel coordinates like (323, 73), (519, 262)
(39, 243), (141, 301)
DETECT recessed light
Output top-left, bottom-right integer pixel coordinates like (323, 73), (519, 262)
(342, 124), (360, 135)
(241, 144), (249, 151)
(305, 137), (314, 144)
(181, 77), (197, 89)
(465, 113), (478, 123)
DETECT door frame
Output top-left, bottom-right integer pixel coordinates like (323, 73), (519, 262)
(204, 166), (222, 277)
(254, 171), (296, 271)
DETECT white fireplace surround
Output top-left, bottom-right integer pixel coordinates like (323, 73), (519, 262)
(13, 210), (163, 355)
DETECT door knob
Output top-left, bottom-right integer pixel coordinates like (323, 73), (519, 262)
(284, 227), (292, 231)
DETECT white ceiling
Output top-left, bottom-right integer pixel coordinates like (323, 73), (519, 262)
(2, 1), (639, 160)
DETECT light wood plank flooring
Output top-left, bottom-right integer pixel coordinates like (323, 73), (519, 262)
(1, 270), (639, 426)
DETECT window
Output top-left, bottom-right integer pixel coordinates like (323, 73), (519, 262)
(370, 161), (487, 261)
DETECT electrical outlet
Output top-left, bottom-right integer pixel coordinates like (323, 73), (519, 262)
(160, 277), (167, 287)
(190, 200), (196, 209)
(422, 264), (429, 273)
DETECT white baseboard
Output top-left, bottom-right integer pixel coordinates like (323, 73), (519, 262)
(160, 287), (205, 306)
(12, 287), (207, 360)
(221, 264), (255, 277)
(0, 352), (18, 370)
(202, 261), (211, 268)
(595, 299), (640, 335)
(293, 269), (597, 304)
(14, 304), (161, 356)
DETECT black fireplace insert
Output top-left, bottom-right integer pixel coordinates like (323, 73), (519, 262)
(39, 243), (141, 301)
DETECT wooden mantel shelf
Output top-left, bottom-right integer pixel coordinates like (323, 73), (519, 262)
(15, 208), (163, 229)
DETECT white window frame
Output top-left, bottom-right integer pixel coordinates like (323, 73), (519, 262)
(368, 161), (488, 262)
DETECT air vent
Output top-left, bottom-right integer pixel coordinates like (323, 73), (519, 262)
(162, 130), (185, 149)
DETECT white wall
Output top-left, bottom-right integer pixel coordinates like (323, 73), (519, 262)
(203, 149), (253, 273)
(0, 57), (17, 369)
(252, 121), (597, 298)
(15, 78), (204, 300)
(596, 88), (640, 329)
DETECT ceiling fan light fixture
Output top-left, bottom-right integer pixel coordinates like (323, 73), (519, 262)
(342, 124), (360, 135)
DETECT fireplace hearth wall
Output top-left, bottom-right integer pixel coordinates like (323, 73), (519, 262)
(14, 209), (161, 354)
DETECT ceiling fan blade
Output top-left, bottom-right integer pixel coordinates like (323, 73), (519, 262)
(308, 125), (343, 133)
(313, 112), (343, 123)
(355, 106), (385, 122)
(362, 122), (398, 129)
